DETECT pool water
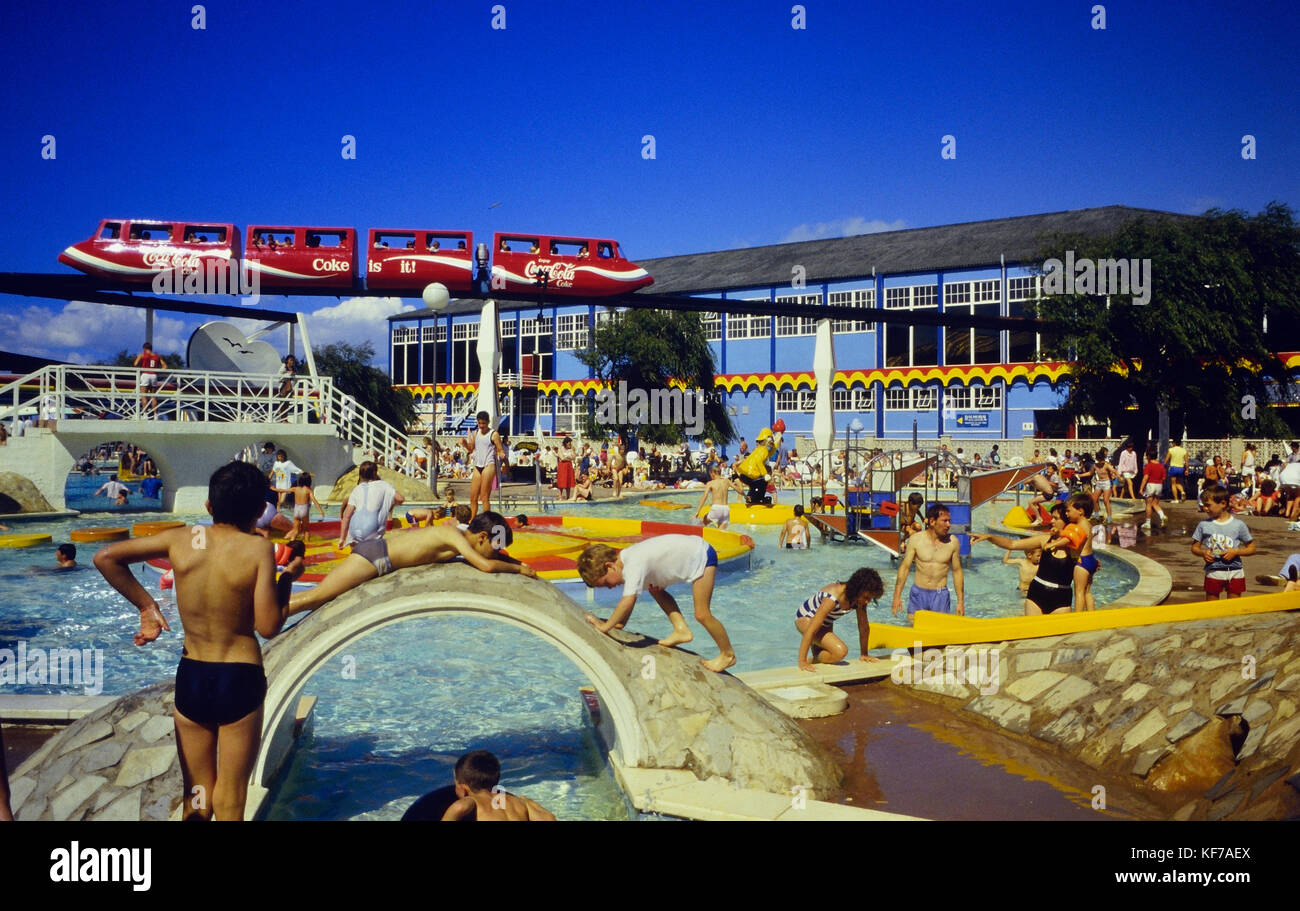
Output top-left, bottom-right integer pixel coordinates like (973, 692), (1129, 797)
(63, 472), (163, 513)
(0, 497), (1139, 820)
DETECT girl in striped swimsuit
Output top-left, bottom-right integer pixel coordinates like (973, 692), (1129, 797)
(795, 568), (885, 671)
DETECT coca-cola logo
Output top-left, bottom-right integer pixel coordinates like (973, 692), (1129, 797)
(524, 260), (577, 284)
(142, 250), (202, 271)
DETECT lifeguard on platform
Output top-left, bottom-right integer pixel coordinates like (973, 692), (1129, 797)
(734, 419), (785, 506)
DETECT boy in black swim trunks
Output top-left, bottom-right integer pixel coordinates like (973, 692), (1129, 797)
(93, 461), (303, 821)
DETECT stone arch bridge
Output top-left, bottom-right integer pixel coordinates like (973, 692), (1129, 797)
(9, 564), (841, 820)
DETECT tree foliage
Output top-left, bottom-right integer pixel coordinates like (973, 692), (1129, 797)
(576, 309), (735, 445)
(313, 341), (415, 432)
(101, 349), (186, 369)
(1031, 203), (1300, 444)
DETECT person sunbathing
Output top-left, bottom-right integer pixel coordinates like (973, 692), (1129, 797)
(287, 511), (536, 615)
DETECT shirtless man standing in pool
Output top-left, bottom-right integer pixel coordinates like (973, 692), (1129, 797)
(890, 504), (965, 617)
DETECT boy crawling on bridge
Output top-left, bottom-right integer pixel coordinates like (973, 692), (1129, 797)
(577, 535), (737, 673)
(94, 461), (304, 821)
(286, 510), (536, 615)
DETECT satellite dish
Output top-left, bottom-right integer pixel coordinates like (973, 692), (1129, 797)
(187, 321), (283, 375)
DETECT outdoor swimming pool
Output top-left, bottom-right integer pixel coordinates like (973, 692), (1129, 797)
(0, 496), (1140, 819)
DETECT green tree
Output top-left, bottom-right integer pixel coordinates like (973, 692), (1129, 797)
(101, 349), (186, 368)
(1031, 203), (1300, 444)
(313, 341), (416, 432)
(576, 309), (735, 445)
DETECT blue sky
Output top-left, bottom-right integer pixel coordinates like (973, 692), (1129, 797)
(0, 0), (1295, 364)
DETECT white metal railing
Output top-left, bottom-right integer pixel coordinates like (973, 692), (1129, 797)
(0, 364), (422, 480)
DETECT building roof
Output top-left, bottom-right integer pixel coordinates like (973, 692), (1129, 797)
(390, 205), (1193, 320)
(638, 205), (1192, 295)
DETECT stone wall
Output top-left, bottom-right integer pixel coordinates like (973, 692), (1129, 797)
(892, 610), (1300, 819)
(0, 470), (56, 514)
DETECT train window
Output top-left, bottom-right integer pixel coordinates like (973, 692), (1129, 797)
(550, 241), (588, 258)
(129, 224), (172, 242)
(98, 222), (122, 240)
(324, 232), (348, 247)
(184, 226), (227, 244)
(424, 233), (467, 252)
(499, 236), (538, 254)
(597, 242), (614, 258)
(375, 232), (415, 250)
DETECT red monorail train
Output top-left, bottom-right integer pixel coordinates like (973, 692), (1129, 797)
(58, 219), (654, 297)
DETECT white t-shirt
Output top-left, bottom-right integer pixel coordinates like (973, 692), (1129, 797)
(346, 479), (397, 543)
(1279, 462), (1300, 487)
(619, 535), (710, 598)
(271, 459), (302, 490)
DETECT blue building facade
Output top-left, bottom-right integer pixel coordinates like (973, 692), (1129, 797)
(388, 207), (1166, 444)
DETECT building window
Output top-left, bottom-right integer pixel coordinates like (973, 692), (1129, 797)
(554, 393), (590, 433)
(391, 326), (420, 385)
(973, 279), (1000, 302)
(776, 389), (798, 411)
(1007, 275), (1040, 362)
(452, 321), (479, 341)
(945, 277), (1000, 366)
(945, 282), (971, 305)
(701, 311), (721, 341)
(833, 386), (875, 410)
(945, 386), (971, 411)
(884, 284), (940, 366)
(775, 293), (820, 336)
(728, 302), (771, 340)
(912, 386), (937, 410)
(500, 319), (516, 339)
(829, 288), (874, 333)
(419, 322), (445, 385)
(884, 387), (909, 410)
(799, 389), (816, 412)
(1008, 276), (1037, 300)
(556, 313), (590, 351)
(595, 308), (624, 328)
(973, 385), (1001, 409)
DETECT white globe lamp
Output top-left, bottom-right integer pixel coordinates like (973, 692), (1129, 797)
(422, 282), (450, 311)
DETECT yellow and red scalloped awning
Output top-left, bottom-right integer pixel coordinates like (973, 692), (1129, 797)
(397, 355), (1296, 398)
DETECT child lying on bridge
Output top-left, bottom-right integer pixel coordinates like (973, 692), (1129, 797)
(93, 461), (303, 821)
(286, 510), (536, 615)
(577, 535), (737, 673)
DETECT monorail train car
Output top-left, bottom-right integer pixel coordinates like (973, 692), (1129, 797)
(490, 233), (653, 296)
(59, 219), (653, 297)
(243, 225), (357, 291)
(58, 219), (241, 281)
(366, 229), (475, 292)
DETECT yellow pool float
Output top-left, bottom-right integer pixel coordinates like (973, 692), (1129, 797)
(0, 533), (53, 548)
(868, 590), (1300, 650)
